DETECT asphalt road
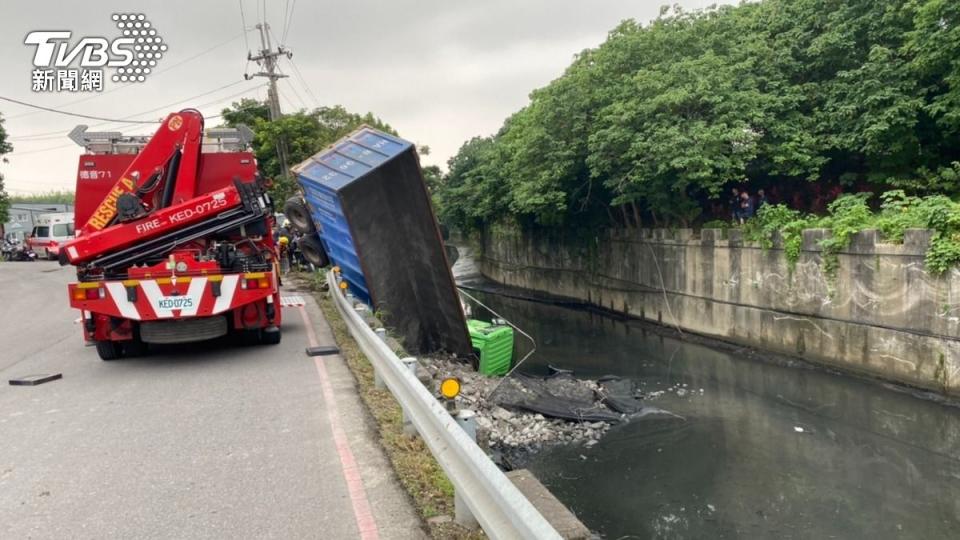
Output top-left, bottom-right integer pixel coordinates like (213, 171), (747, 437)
(0, 261), (425, 539)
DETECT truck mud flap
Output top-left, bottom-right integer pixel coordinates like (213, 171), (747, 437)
(140, 315), (228, 344)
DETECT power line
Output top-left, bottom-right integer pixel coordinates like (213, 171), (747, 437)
(286, 57), (320, 108)
(4, 90), (264, 158)
(4, 143), (76, 157)
(276, 88), (297, 111)
(238, 0), (251, 52)
(0, 96), (159, 124)
(281, 0), (297, 45)
(191, 83), (267, 113)
(152, 32), (247, 77)
(117, 80), (251, 121)
(6, 32), (249, 121)
(280, 0), (291, 44)
(9, 80), (253, 140)
(280, 78), (307, 110)
(7, 83), (265, 149)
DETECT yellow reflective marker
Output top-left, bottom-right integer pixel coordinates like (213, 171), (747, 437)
(339, 281), (348, 290)
(332, 266), (341, 274)
(440, 377), (461, 399)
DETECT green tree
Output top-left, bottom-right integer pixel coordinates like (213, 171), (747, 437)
(435, 0), (960, 233)
(0, 113), (12, 225)
(220, 101), (395, 202)
(10, 191), (75, 205)
(220, 98), (270, 128)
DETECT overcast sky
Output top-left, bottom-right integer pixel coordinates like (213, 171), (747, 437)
(0, 0), (723, 195)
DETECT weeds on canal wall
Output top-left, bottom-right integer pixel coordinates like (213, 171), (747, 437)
(301, 274), (483, 540)
(740, 191), (960, 276)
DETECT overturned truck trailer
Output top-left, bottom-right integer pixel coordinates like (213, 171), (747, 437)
(289, 127), (472, 357)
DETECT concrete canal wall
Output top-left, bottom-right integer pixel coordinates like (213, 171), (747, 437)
(478, 225), (960, 396)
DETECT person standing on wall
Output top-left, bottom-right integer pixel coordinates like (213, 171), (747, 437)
(739, 191), (756, 224)
(756, 188), (769, 213)
(729, 187), (741, 222)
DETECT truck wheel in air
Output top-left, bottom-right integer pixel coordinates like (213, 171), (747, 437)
(283, 196), (316, 234)
(299, 235), (329, 268)
(96, 340), (122, 361)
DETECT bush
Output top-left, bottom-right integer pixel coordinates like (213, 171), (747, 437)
(742, 191), (960, 275)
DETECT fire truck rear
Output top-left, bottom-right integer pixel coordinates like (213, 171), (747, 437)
(61, 110), (282, 360)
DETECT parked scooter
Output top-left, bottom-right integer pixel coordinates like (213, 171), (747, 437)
(2, 240), (38, 262)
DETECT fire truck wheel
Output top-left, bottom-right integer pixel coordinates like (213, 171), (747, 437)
(261, 326), (281, 345)
(123, 339), (148, 357)
(96, 340), (123, 361)
(284, 196), (316, 234)
(300, 235), (329, 268)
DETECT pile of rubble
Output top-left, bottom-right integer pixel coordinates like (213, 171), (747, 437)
(419, 356), (622, 462)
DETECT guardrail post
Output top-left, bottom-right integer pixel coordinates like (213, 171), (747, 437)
(454, 409), (479, 529)
(455, 489), (480, 529)
(400, 357), (419, 436)
(455, 409), (477, 441)
(373, 328), (387, 389)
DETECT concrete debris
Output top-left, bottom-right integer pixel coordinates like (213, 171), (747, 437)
(420, 355), (613, 464)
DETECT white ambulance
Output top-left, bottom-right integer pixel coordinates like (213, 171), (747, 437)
(29, 212), (75, 260)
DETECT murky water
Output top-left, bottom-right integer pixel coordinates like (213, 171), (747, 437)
(454, 248), (960, 539)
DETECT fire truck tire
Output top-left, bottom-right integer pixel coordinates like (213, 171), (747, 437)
(96, 340), (122, 361)
(239, 329), (262, 346)
(300, 235), (329, 268)
(123, 339), (148, 357)
(284, 196), (316, 234)
(261, 326), (281, 345)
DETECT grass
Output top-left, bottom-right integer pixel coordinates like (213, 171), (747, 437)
(298, 273), (484, 540)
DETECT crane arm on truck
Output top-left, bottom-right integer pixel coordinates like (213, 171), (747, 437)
(61, 110), (269, 273)
(77, 110), (204, 236)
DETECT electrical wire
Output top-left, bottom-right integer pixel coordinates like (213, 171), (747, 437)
(276, 88), (298, 112)
(4, 143), (76, 156)
(116, 80), (251, 121)
(281, 0), (297, 45)
(0, 96), (159, 124)
(238, 0), (251, 52)
(280, 0), (291, 44)
(280, 76), (308, 110)
(6, 32), (249, 121)
(151, 32), (247, 78)
(9, 80), (253, 140)
(5, 84), (266, 155)
(286, 57), (320, 108)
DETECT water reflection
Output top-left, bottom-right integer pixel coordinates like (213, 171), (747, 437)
(460, 274), (960, 539)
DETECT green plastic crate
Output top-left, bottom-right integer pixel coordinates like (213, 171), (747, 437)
(467, 319), (514, 376)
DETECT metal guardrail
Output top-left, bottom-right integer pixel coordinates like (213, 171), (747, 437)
(327, 270), (562, 540)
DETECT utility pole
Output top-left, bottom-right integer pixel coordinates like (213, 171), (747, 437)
(246, 22), (293, 181)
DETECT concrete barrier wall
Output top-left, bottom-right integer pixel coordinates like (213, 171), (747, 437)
(478, 226), (960, 396)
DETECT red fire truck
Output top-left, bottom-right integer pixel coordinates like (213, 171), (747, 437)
(60, 110), (282, 360)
